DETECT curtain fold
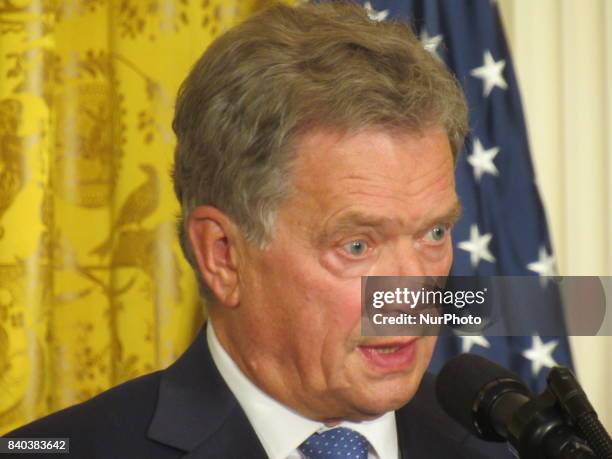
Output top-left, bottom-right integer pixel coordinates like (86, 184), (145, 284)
(498, 0), (612, 431)
(0, 0), (291, 434)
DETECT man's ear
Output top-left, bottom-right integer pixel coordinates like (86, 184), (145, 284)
(187, 206), (242, 307)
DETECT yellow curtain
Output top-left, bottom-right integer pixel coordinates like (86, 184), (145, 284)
(0, 0), (291, 434)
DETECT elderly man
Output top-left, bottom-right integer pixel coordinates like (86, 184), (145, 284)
(8, 2), (513, 458)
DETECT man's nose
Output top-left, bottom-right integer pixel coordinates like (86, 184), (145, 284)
(396, 255), (427, 277)
(386, 244), (428, 277)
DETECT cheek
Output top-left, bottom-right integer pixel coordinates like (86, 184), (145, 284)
(293, 272), (365, 386)
(439, 241), (454, 272)
(267, 245), (364, 321)
(421, 336), (437, 360)
(296, 272), (364, 339)
(256, 252), (357, 333)
(420, 239), (454, 276)
(325, 279), (364, 331)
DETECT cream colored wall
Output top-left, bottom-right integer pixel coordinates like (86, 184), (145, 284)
(498, 0), (611, 431)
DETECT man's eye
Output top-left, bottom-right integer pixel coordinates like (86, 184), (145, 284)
(342, 240), (369, 257)
(424, 224), (447, 243)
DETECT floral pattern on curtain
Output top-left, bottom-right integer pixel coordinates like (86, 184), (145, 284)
(0, 0), (292, 433)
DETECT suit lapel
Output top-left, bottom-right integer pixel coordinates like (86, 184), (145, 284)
(182, 403), (268, 459)
(147, 325), (268, 459)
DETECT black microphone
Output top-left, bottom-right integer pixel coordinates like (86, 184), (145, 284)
(435, 353), (601, 459)
(435, 353), (531, 442)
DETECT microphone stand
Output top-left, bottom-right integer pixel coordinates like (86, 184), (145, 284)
(502, 367), (612, 459)
(548, 367), (612, 459)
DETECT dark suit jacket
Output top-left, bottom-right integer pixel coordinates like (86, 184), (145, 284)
(5, 326), (514, 458)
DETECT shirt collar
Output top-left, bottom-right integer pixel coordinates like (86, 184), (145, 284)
(206, 321), (398, 459)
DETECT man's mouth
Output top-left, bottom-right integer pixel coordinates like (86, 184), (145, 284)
(371, 346), (401, 354)
(357, 339), (418, 371)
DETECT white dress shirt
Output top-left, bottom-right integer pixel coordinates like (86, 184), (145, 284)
(207, 321), (399, 459)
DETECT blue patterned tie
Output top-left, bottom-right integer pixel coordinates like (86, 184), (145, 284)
(298, 427), (370, 459)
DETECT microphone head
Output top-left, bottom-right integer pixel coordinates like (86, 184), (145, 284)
(435, 353), (531, 441)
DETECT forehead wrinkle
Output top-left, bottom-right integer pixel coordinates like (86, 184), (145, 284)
(327, 174), (414, 203)
(332, 152), (454, 193)
(329, 168), (455, 207)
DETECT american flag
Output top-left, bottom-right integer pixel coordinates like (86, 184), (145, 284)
(356, 0), (574, 393)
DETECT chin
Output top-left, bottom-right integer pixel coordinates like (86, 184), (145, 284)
(347, 378), (422, 419)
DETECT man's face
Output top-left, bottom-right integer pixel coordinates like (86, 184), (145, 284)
(228, 126), (459, 421)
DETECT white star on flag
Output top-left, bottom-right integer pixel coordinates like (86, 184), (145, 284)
(363, 2), (389, 22)
(459, 334), (491, 353)
(458, 224), (496, 268)
(527, 246), (557, 277)
(522, 336), (559, 376)
(527, 246), (557, 286)
(420, 30), (443, 58)
(467, 138), (500, 181)
(470, 50), (508, 96)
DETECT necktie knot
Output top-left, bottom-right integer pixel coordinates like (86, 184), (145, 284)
(299, 427), (370, 459)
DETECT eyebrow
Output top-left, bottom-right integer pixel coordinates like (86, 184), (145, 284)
(317, 200), (463, 245)
(436, 200), (463, 227)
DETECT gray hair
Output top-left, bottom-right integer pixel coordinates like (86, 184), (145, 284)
(172, 1), (468, 302)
